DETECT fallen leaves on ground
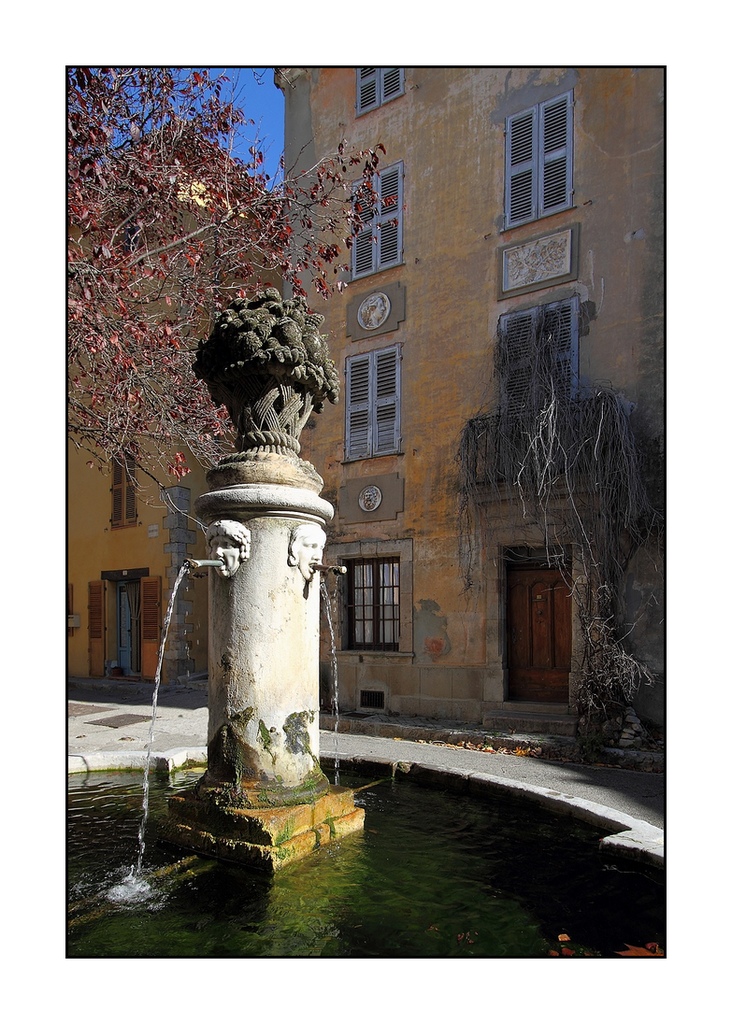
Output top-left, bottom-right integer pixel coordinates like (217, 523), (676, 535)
(615, 943), (665, 957)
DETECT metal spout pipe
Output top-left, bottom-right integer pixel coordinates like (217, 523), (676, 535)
(185, 558), (225, 569)
(311, 563), (347, 575)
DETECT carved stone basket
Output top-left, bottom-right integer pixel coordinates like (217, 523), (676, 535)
(192, 288), (339, 462)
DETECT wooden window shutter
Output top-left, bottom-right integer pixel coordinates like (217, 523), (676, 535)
(501, 309), (536, 417)
(346, 353), (372, 459)
(111, 456), (137, 528)
(357, 67), (404, 114)
(542, 296), (578, 400)
(346, 347), (400, 459)
(506, 106), (537, 227)
(499, 297), (578, 415)
(373, 347), (400, 454)
(357, 67), (378, 113)
(506, 91), (572, 227)
(88, 580), (106, 677)
(352, 162), (403, 278)
(540, 92), (572, 216)
(377, 163), (403, 269)
(140, 576), (161, 679)
(381, 68), (404, 103)
(111, 459), (124, 527)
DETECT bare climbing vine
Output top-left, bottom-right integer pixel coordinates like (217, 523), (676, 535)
(457, 312), (663, 733)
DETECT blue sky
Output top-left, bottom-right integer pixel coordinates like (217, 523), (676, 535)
(213, 67), (284, 183)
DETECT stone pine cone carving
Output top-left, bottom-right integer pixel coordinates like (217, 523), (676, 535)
(193, 288), (340, 457)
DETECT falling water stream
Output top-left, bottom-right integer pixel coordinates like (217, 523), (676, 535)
(108, 563), (191, 902)
(320, 580), (340, 784)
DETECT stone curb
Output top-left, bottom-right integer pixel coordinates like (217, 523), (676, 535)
(68, 748), (207, 776)
(68, 746), (662, 870)
(319, 754), (664, 870)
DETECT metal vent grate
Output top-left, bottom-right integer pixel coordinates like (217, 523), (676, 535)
(360, 689), (385, 710)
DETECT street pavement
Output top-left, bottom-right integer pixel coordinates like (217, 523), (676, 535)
(68, 678), (664, 867)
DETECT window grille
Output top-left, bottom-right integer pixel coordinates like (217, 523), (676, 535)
(360, 689), (386, 709)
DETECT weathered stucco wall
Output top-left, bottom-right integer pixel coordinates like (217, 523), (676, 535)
(284, 67), (664, 724)
(67, 443), (210, 682)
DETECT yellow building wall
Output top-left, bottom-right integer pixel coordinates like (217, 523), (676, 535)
(67, 443), (211, 683)
(285, 67), (664, 723)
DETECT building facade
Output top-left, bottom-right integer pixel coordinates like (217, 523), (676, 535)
(67, 444), (211, 685)
(277, 67), (664, 728)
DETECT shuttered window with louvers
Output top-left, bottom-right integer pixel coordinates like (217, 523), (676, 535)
(111, 456), (137, 528)
(356, 67), (405, 114)
(345, 346), (401, 460)
(351, 162), (403, 279)
(499, 297), (579, 418)
(505, 91), (573, 228)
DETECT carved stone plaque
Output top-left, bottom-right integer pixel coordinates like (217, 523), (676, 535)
(358, 485), (383, 512)
(502, 228), (573, 293)
(357, 292), (391, 331)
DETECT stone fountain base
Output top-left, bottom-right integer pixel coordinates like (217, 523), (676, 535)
(160, 786), (365, 872)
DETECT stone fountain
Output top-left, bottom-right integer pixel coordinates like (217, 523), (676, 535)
(160, 289), (364, 871)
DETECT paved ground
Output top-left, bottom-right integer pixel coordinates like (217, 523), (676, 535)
(68, 678), (664, 867)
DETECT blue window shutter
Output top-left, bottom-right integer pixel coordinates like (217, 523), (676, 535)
(505, 91), (573, 227)
(346, 346), (401, 459)
(351, 162), (403, 279)
(539, 92), (573, 216)
(382, 68), (404, 103)
(377, 163), (403, 269)
(357, 67), (404, 114)
(357, 68), (378, 113)
(346, 354), (372, 459)
(373, 347), (400, 454)
(499, 297), (578, 415)
(506, 106), (537, 227)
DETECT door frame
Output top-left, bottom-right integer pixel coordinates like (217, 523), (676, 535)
(504, 548), (573, 704)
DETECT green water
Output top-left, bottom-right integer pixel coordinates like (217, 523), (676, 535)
(67, 769), (664, 957)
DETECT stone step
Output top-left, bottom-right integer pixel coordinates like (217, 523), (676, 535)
(482, 709), (578, 737)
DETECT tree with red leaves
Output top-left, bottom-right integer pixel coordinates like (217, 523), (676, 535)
(68, 67), (381, 482)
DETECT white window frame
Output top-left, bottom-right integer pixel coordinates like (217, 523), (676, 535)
(345, 345), (402, 460)
(351, 161), (404, 279)
(505, 91), (574, 229)
(356, 67), (405, 115)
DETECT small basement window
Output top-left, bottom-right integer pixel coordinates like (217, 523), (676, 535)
(360, 689), (385, 710)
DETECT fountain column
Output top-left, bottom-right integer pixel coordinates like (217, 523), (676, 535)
(161, 289), (364, 870)
(195, 456), (334, 806)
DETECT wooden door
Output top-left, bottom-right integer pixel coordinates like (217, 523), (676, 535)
(88, 580), (106, 677)
(506, 566), (571, 702)
(140, 576), (161, 680)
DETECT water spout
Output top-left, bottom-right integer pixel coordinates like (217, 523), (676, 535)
(311, 563), (347, 575)
(185, 558), (225, 569)
(133, 561), (191, 879)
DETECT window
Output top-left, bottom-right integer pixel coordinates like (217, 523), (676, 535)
(498, 296), (579, 418)
(111, 455), (137, 528)
(356, 67), (404, 114)
(346, 557), (400, 650)
(505, 91), (573, 228)
(351, 161), (404, 278)
(345, 346), (401, 460)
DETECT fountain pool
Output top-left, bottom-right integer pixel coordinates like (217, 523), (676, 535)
(68, 766), (664, 958)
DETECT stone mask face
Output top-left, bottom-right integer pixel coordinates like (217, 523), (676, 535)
(288, 524), (326, 582)
(206, 520), (251, 578)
